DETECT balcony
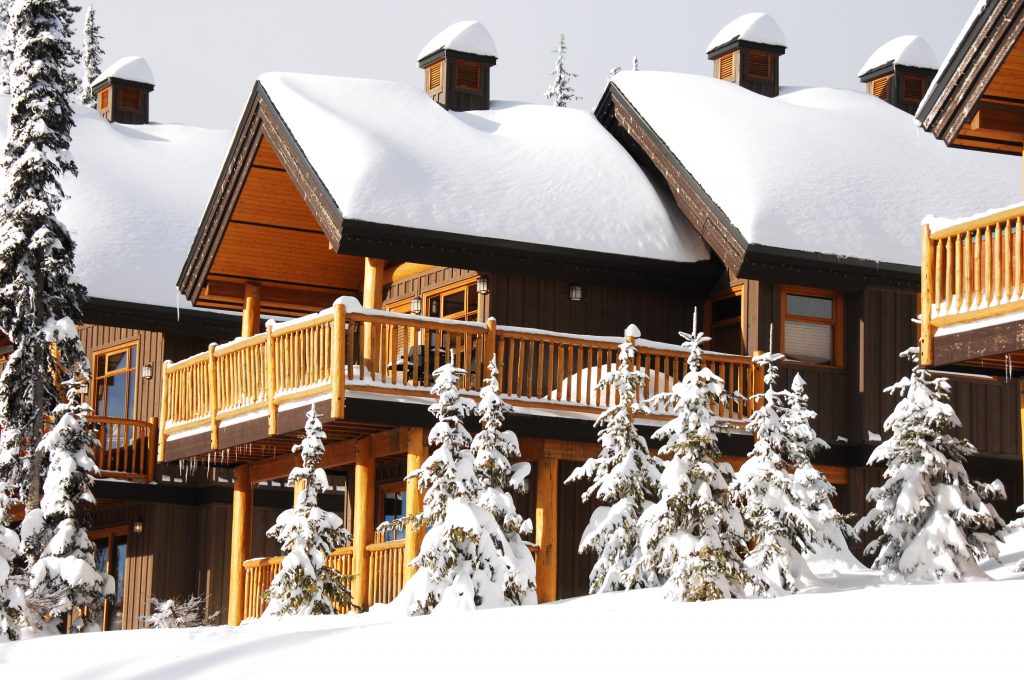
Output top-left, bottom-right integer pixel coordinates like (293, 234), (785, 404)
(158, 297), (760, 462)
(921, 203), (1024, 367)
(90, 416), (158, 482)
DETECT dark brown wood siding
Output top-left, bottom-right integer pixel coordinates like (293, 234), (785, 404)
(557, 459), (599, 599)
(79, 324), (164, 422)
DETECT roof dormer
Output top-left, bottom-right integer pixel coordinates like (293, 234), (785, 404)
(417, 20), (497, 111)
(859, 36), (938, 114)
(706, 13), (787, 98)
(91, 56), (155, 125)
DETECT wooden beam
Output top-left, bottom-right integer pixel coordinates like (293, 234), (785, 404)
(384, 262), (435, 285)
(361, 257), (386, 368)
(202, 278), (341, 313)
(241, 282), (261, 337)
(534, 456), (558, 603)
(227, 463), (253, 626)
(351, 443), (375, 610)
(969, 107), (1024, 140)
(403, 427), (426, 584)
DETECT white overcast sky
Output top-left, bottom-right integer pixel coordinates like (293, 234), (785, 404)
(82, 0), (979, 130)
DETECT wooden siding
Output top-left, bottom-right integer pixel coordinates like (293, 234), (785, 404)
(383, 266), (479, 309)
(79, 324), (164, 423)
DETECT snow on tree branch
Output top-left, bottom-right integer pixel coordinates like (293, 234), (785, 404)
(544, 33), (581, 107)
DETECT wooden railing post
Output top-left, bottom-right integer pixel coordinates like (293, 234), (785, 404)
(207, 343), (219, 451)
(403, 427), (426, 584)
(351, 442), (375, 610)
(146, 417), (158, 483)
(265, 320), (277, 435)
(484, 317), (497, 366)
(331, 302), (346, 419)
(158, 360), (169, 463)
(921, 222), (935, 366)
(227, 463), (252, 626)
(534, 455), (558, 603)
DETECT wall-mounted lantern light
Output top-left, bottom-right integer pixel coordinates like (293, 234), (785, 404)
(476, 276), (490, 295)
(141, 363), (154, 380)
(569, 284), (583, 302)
(410, 296), (423, 315)
(133, 519), (144, 535)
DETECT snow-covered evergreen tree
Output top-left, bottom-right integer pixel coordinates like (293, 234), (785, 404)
(140, 595), (218, 629)
(0, 0), (86, 515)
(543, 33), (580, 107)
(566, 326), (661, 593)
(79, 5), (102, 105)
(855, 346), (1006, 581)
(632, 56), (639, 71)
(20, 380), (112, 633)
(471, 358), (536, 605)
(733, 349), (822, 594)
(636, 319), (758, 601)
(0, 0), (11, 94)
(397, 358), (526, 614)
(0, 495), (24, 640)
(608, 65), (621, 83)
(263, 407), (352, 617)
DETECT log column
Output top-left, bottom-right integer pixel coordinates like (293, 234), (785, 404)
(534, 455), (559, 603)
(241, 282), (261, 338)
(403, 427), (427, 584)
(227, 463), (252, 626)
(351, 442), (376, 610)
(361, 258), (386, 368)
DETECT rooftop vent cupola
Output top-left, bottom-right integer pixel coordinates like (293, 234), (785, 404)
(707, 13), (786, 97)
(858, 36), (938, 113)
(91, 56), (155, 124)
(418, 20), (497, 111)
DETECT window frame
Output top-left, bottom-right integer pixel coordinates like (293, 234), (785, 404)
(90, 340), (140, 421)
(779, 285), (844, 368)
(424, 277), (480, 322)
(703, 283), (746, 355)
(88, 524), (130, 631)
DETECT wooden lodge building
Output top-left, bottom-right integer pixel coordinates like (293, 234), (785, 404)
(3, 10), (1024, 629)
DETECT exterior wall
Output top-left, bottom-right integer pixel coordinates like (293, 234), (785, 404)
(79, 324), (165, 422)
(383, 266), (479, 311)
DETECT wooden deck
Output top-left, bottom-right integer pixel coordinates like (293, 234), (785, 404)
(921, 204), (1024, 367)
(90, 415), (158, 482)
(160, 297), (760, 461)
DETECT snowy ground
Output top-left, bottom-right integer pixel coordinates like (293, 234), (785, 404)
(2, 530), (1022, 679)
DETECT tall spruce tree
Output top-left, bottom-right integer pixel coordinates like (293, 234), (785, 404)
(855, 347), (1006, 581)
(0, 0), (10, 94)
(0, 493), (23, 640)
(79, 5), (102, 105)
(733, 347), (822, 594)
(566, 326), (661, 593)
(0, 0), (87, 519)
(21, 380), (112, 633)
(263, 407), (352, 617)
(636, 316), (759, 601)
(632, 55), (639, 71)
(470, 358), (536, 605)
(397, 358), (526, 613)
(543, 33), (580, 106)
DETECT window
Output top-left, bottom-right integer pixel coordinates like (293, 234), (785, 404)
(781, 287), (843, 366)
(92, 342), (138, 421)
(376, 481), (406, 541)
(90, 526), (129, 631)
(120, 87), (140, 110)
(705, 284), (745, 355)
(455, 61), (481, 90)
(427, 62), (442, 92)
(425, 279), (479, 322)
(716, 52), (735, 82)
(746, 50), (772, 79)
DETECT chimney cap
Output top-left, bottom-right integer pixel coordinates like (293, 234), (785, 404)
(91, 56), (155, 89)
(707, 13), (786, 54)
(418, 20), (498, 62)
(858, 35), (938, 79)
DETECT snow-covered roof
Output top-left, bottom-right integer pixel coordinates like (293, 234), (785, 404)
(858, 35), (938, 77)
(611, 71), (1020, 267)
(0, 97), (232, 309)
(706, 13), (786, 53)
(92, 56), (155, 87)
(917, 1), (988, 118)
(417, 20), (497, 60)
(256, 72), (709, 263)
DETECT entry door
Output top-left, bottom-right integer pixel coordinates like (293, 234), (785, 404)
(91, 527), (128, 630)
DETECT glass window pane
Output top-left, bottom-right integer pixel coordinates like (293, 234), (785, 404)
(129, 346), (137, 368)
(107, 351), (128, 372)
(712, 296), (742, 323)
(787, 294), (832, 320)
(428, 295), (441, 317)
(126, 371), (136, 420)
(784, 320), (833, 364)
(443, 292), (464, 317)
(94, 537), (109, 574)
(104, 373), (128, 419)
(468, 289), (478, 313)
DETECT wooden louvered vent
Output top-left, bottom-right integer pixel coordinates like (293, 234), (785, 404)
(871, 75), (891, 99)
(717, 52), (735, 81)
(902, 75), (924, 101)
(120, 87), (140, 110)
(427, 62), (442, 91)
(455, 61), (480, 90)
(746, 51), (771, 79)
(98, 87), (109, 109)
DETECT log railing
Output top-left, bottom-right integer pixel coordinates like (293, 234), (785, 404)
(921, 204), (1024, 365)
(89, 416), (158, 482)
(241, 547), (356, 620)
(366, 540), (406, 606)
(160, 297), (759, 456)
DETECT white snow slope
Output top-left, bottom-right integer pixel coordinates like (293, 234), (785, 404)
(0, 98), (232, 309)
(258, 73), (708, 263)
(3, 528), (1022, 679)
(612, 71), (1020, 267)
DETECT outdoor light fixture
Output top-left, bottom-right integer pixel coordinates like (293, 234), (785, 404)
(476, 276), (490, 295)
(430, 297), (441, 317)
(133, 519), (144, 535)
(141, 363), (154, 380)
(410, 296), (423, 315)
(569, 283), (583, 302)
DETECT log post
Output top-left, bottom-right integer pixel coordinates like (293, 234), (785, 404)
(331, 302), (346, 419)
(265, 320), (277, 435)
(351, 442), (376, 610)
(921, 222), (935, 366)
(146, 417), (158, 483)
(227, 463), (252, 626)
(361, 258), (386, 371)
(403, 427), (427, 584)
(241, 282), (262, 338)
(484, 317), (497, 366)
(207, 343), (219, 451)
(534, 455), (558, 603)
(157, 360), (170, 463)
